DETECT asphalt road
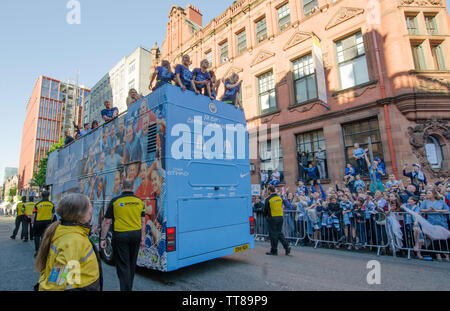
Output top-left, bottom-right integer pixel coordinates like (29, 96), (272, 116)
(0, 216), (449, 291)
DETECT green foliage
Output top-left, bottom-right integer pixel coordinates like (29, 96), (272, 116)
(8, 187), (17, 197)
(32, 137), (65, 187)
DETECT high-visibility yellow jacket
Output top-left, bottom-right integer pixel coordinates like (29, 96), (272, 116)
(33, 200), (54, 222)
(38, 223), (101, 291)
(264, 194), (284, 217)
(16, 203), (25, 216)
(23, 202), (35, 216)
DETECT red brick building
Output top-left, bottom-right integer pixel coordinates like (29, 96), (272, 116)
(159, 0), (450, 189)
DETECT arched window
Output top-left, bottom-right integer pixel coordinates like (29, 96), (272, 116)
(425, 135), (444, 170)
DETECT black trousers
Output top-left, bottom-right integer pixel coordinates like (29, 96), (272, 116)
(12, 215), (26, 239)
(33, 221), (51, 252)
(12, 215), (31, 240)
(112, 230), (141, 291)
(267, 216), (289, 254)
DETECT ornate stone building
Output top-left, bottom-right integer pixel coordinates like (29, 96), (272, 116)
(159, 0), (450, 189)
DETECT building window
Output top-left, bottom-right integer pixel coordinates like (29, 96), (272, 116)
(42, 78), (50, 98)
(258, 71), (277, 115)
(296, 130), (327, 180)
(43, 100), (48, 118)
(342, 117), (383, 175)
(405, 14), (419, 35)
(255, 17), (267, 43)
(259, 138), (284, 183)
(129, 60), (136, 73)
(431, 42), (446, 70)
(48, 122), (53, 140)
(37, 119), (41, 139)
(219, 41), (229, 64)
(35, 142), (39, 162)
(51, 81), (59, 100)
(277, 3), (291, 31)
(128, 80), (135, 90)
(205, 50), (212, 69)
(236, 30), (247, 55)
(411, 41), (426, 70)
(425, 15), (438, 35)
(303, 0), (319, 17)
(425, 135), (444, 170)
(293, 54), (317, 104)
(39, 99), (44, 117)
(336, 32), (369, 90)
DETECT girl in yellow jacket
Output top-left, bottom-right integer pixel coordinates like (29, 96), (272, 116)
(34, 194), (103, 291)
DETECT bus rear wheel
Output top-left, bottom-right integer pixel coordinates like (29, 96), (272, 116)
(99, 227), (115, 266)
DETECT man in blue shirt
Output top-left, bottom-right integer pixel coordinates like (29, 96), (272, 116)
(64, 130), (74, 145)
(79, 123), (91, 136)
(353, 143), (366, 175)
(175, 54), (197, 93)
(101, 100), (119, 123)
(149, 60), (175, 91)
(221, 73), (242, 109)
(192, 59), (214, 100)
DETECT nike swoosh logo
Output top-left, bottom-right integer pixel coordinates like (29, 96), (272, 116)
(240, 173), (249, 178)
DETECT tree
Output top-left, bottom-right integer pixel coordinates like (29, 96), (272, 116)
(32, 137), (65, 188)
(8, 187), (17, 197)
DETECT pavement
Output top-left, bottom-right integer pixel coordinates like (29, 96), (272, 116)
(0, 216), (449, 291)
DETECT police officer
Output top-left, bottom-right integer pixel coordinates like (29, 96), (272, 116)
(23, 196), (35, 242)
(32, 191), (55, 256)
(10, 197), (26, 240)
(100, 179), (145, 291)
(263, 185), (291, 256)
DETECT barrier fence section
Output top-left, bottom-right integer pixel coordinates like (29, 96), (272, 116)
(304, 208), (390, 255)
(253, 210), (307, 246)
(254, 209), (450, 259)
(390, 212), (450, 260)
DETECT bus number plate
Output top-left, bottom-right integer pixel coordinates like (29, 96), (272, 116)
(234, 244), (249, 253)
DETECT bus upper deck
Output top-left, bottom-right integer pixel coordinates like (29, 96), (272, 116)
(46, 84), (254, 272)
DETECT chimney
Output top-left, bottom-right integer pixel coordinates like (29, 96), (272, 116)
(186, 4), (202, 27)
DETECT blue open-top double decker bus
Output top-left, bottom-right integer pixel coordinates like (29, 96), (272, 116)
(46, 84), (254, 272)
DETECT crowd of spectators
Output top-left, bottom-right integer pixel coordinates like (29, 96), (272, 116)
(254, 160), (450, 261)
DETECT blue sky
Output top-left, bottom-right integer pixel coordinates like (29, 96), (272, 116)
(0, 1), (449, 183)
(0, 0), (231, 182)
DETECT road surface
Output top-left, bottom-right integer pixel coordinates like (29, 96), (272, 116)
(0, 216), (449, 291)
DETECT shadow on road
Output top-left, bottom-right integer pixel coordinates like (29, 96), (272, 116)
(134, 255), (251, 288)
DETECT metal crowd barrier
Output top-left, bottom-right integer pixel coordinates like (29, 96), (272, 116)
(253, 210), (307, 246)
(390, 212), (450, 260)
(304, 209), (391, 256)
(254, 209), (450, 260)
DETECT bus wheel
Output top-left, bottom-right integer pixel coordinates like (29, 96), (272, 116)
(99, 227), (115, 265)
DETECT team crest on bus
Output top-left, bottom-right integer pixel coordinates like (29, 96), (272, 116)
(209, 102), (217, 114)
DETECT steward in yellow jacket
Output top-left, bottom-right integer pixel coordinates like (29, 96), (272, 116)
(263, 185), (291, 256)
(35, 194), (102, 291)
(32, 190), (55, 256)
(10, 199), (26, 241)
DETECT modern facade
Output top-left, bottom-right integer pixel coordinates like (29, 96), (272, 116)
(18, 76), (89, 190)
(83, 46), (154, 125)
(159, 0), (450, 189)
